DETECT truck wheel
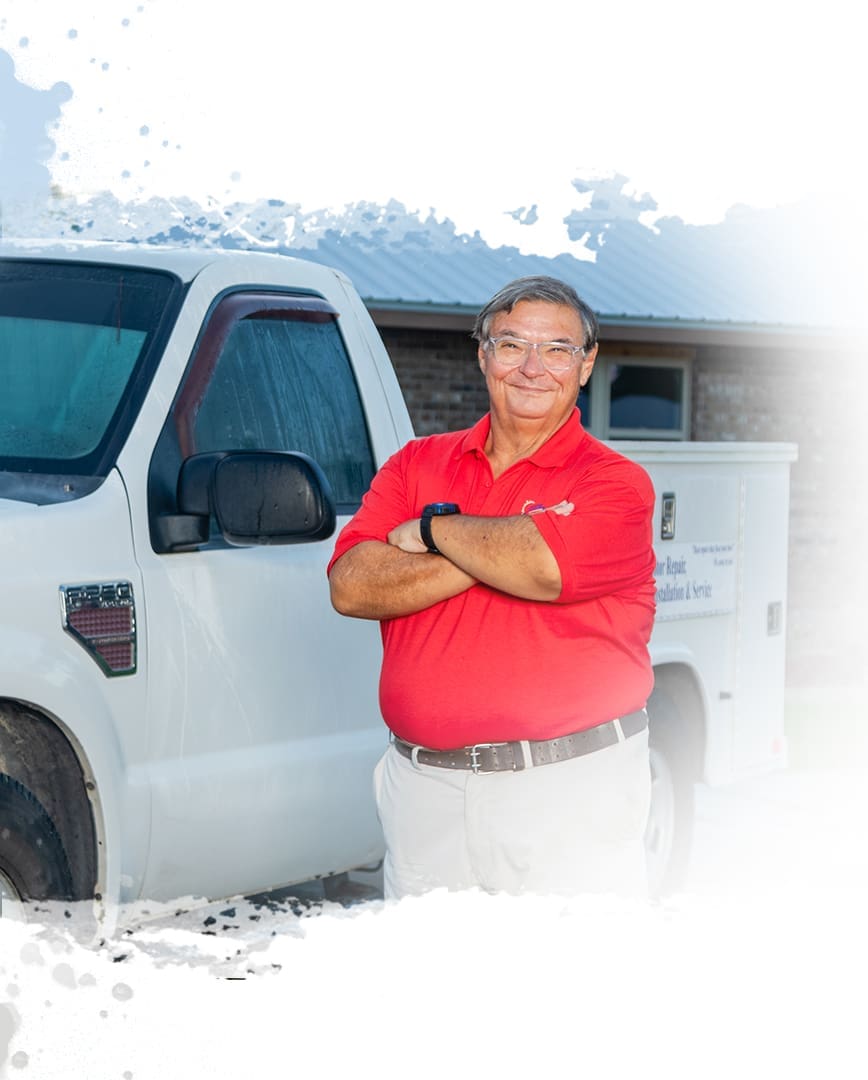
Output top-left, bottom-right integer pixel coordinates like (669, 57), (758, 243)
(0, 774), (74, 909)
(645, 692), (695, 897)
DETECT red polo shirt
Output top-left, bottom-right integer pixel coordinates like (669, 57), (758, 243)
(328, 410), (656, 749)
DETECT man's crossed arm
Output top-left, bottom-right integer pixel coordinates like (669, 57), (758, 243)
(328, 513), (561, 620)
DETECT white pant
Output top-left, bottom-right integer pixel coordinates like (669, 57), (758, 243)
(373, 729), (651, 900)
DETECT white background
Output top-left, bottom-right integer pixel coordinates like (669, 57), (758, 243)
(1, 5), (867, 1075)
(1, 0), (863, 256)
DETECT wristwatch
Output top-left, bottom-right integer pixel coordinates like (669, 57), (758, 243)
(420, 502), (461, 555)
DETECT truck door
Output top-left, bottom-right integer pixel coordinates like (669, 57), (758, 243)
(137, 291), (388, 902)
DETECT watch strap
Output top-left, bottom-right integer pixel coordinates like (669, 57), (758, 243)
(420, 503), (460, 555)
(420, 508), (440, 554)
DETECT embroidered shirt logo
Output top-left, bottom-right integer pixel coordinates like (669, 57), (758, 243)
(521, 499), (575, 517)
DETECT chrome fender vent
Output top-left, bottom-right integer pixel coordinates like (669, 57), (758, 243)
(60, 582), (137, 676)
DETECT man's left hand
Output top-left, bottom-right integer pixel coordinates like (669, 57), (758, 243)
(387, 519), (428, 553)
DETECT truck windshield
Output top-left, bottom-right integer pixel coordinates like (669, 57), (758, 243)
(0, 258), (182, 477)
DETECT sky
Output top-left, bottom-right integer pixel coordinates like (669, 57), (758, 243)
(0, 0), (864, 260)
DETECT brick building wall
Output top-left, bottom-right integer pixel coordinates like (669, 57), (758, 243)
(379, 327), (485, 435)
(378, 324), (866, 696)
(692, 343), (865, 692)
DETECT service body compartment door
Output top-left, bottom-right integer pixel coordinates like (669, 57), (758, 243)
(621, 442), (796, 785)
(730, 467), (791, 771)
(646, 461), (742, 783)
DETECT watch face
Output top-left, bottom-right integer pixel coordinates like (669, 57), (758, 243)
(427, 502), (460, 515)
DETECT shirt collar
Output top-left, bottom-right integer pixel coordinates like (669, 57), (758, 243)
(458, 408), (586, 467)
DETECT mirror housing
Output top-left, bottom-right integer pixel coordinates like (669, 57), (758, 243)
(155, 450), (336, 551)
(212, 450), (336, 545)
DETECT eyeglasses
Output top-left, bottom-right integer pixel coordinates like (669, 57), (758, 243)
(486, 336), (587, 373)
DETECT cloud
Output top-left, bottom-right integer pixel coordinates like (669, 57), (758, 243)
(0, 48), (71, 207)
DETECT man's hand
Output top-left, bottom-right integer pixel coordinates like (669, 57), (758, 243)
(329, 539), (476, 620)
(387, 519), (427, 554)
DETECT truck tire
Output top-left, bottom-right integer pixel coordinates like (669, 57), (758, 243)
(0, 773), (74, 906)
(645, 690), (695, 897)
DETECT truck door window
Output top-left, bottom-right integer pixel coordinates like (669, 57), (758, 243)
(176, 293), (375, 511)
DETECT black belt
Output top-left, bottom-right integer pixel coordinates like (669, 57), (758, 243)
(392, 709), (648, 774)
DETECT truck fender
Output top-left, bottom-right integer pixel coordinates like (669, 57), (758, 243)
(0, 629), (147, 913)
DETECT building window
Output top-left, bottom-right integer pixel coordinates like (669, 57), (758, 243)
(583, 356), (690, 440)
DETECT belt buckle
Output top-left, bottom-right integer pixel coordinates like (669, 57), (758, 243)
(468, 742), (503, 774)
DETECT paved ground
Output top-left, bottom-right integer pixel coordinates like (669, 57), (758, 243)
(313, 761), (868, 904)
(223, 763), (868, 908)
(32, 760), (862, 948)
(685, 764), (868, 896)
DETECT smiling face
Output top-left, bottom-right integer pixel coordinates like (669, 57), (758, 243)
(478, 299), (597, 432)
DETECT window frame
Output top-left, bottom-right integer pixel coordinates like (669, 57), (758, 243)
(586, 354), (692, 441)
(147, 287), (377, 549)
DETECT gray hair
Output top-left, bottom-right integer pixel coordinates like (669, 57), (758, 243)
(472, 276), (599, 350)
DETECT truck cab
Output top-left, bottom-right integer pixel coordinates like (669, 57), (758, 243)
(0, 243), (413, 916)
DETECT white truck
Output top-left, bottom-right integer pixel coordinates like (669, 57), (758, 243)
(0, 242), (795, 916)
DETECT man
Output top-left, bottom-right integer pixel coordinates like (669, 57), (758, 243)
(328, 275), (656, 900)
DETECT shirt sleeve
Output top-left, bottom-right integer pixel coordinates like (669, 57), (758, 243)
(326, 444), (414, 576)
(531, 460), (656, 603)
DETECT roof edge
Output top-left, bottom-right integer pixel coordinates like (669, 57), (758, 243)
(364, 300), (853, 349)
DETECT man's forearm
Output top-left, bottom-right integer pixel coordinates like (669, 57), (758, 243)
(389, 513), (562, 601)
(329, 540), (477, 619)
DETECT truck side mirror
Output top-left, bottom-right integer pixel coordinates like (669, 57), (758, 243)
(209, 450), (336, 546)
(153, 450), (336, 552)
